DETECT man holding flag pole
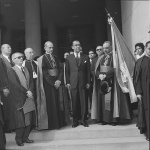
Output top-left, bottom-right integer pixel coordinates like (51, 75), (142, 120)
(91, 11), (136, 125)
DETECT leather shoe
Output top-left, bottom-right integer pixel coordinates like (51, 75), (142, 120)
(23, 138), (34, 143)
(81, 121), (89, 127)
(72, 122), (79, 128)
(146, 137), (149, 141)
(111, 123), (116, 126)
(16, 141), (24, 146)
(101, 122), (107, 125)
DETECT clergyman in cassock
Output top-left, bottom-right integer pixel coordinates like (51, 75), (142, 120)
(23, 48), (38, 107)
(91, 41), (132, 125)
(37, 41), (65, 130)
(133, 41), (150, 141)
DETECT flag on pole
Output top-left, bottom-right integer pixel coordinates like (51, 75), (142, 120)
(108, 16), (137, 103)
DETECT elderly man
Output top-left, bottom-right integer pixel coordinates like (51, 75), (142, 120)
(0, 44), (13, 134)
(37, 41), (65, 130)
(23, 48), (38, 106)
(91, 41), (132, 125)
(65, 40), (91, 128)
(133, 41), (150, 141)
(5, 52), (36, 146)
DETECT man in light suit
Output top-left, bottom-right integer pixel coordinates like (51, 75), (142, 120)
(7, 52), (35, 146)
(65, 40), (91, 128)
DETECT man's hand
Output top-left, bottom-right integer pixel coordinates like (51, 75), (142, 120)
(137, 94), (142, 101)
(86, 83), (90, 89)
(99, 74), (106, 81)
(3, 88), (10, 97)
(66, 84), (71, 90)
(26, 91), (33, 98)
(54, 80), (61, 89)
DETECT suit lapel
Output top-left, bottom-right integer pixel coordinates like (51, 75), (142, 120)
(24, 67), (30, 89)
(78, 54), (84, 67)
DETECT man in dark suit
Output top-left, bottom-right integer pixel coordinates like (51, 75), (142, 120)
(133, 41), (150, 141)
(7, 52), (35, 146)
(0, 96), (5, 150)
(66, 40), (91, 128)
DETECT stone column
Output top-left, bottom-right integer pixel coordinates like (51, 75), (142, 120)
(25, 0), (41, 57)
(48, 22), (58, 55)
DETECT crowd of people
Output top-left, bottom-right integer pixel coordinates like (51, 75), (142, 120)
(0, 40), (149, 149)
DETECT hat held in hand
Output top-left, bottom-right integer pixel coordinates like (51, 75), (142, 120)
(100, 80), (111, 95)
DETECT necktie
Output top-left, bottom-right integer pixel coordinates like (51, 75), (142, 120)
(21, 67), (26, 78)
(76, 53), (79, 66)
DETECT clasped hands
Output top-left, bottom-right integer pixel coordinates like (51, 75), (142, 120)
(54, 80), (61, 89)
(99, 74), (106, 81)
(26, 91), (33, 99)
(3, 88), (10, 97)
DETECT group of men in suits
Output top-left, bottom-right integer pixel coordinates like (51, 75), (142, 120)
(2, 39), (149, 149)
(0, 44), (36, 148)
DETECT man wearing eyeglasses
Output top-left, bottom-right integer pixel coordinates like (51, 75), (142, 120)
(37, 41), (65, 130)
(133, 41), (150, 141)
(4, 52), (36, 146)
(91, 46), (104, 76)
(0, 44), (13, 148)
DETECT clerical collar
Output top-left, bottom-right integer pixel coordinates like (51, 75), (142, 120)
(45, 52), (52, 55)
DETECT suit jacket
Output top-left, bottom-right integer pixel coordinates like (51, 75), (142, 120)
(7, 65), (34, 110)
(66, 53), (90, 89)
(0, 55), (11, 92)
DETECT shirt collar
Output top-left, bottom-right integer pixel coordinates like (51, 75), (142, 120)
(74, 52), (80, 58)
(16, 65), (23, 70)
(2, 54), (10, 62)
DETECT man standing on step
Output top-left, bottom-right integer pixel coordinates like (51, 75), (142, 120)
(7, 52), (36, 146)
(133, 41), (150, 141)
(65, 40), (91, 128)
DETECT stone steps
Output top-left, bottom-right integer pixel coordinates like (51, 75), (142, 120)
(6, 120), (149, 150)
(6, 136), (148, 150)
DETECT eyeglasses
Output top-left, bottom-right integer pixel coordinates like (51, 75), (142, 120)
(96, 49), (102, 51)
(27, 51), (35, 54)
(14, 56), (24, 59)
(89, 53), (94, 55)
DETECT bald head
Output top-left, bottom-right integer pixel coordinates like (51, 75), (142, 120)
(1, 44), (12, 56)
(24, 48), (34, 60)
(103, 41), (112, 54)
(44, 41), (54, 54)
